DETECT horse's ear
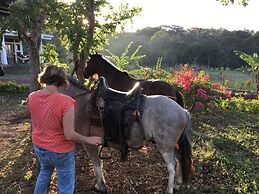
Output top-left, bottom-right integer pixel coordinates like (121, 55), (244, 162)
(89, 52), (100, 58)
(89, 53), (96, 59)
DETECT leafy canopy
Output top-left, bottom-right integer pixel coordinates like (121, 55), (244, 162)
(217, 0), (249, 6)
(49, 0), (141, 54)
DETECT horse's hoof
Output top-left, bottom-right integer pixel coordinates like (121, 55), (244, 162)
(173, 187), (180, 193)
(167, 188), (179, 194)
(91, 187), (107, 194)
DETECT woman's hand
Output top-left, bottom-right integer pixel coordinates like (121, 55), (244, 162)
(86, 136), (103, 146)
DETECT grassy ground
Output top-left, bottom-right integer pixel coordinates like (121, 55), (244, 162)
(0, 65), (31, 84)
(206, 68), (256, 91)
(0, 92), (258, 194)
(191, 109), (258, 194)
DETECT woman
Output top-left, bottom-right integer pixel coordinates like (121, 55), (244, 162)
(26, 65), (102, 194)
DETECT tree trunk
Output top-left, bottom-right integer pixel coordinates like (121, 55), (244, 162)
(86, 0), (95, 50)
(25, 12), (46, 92)
(75, 0), (95, 83)
(76, 50), (87, 82)
(28, 44), (41, 92)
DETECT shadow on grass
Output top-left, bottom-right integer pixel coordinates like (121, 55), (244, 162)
(0, 137), (38, 194)
(190, 109), (258, 194)
(212, 137), (258, 194)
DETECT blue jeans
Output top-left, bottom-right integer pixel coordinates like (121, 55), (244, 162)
(33, 145), (75, 194)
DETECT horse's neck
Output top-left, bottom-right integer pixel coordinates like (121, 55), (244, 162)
(99, 63), (136, 90)
(100, 62), (122, 76)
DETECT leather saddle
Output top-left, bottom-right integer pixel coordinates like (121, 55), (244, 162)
(96, 77), (145, 161)
(98, 76), (142, 103)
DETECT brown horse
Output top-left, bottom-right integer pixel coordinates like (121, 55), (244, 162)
(83, 53), (185, 108)
(60, 76), (193, 194)
(59, 76), (106, 192)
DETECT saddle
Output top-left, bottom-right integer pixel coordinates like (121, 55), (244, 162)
(96, 77), (146, 160)
(98, 76), (142, 102)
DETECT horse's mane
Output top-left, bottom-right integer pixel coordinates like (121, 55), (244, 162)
(67, 75), (90, 91)
(92, 54), (132, 78)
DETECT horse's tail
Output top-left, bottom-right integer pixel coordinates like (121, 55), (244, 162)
(178, 111), (193, 183)
(175, 90), (185, 108)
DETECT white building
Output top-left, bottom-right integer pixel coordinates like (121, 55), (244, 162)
(0, 31), (53, 65)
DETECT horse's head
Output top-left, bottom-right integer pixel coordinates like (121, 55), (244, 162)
(0, 66), (5, 76)
(84, 53), (119, 80)
(84, 53), (104, 79)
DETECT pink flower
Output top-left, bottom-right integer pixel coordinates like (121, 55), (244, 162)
(195, 101), (204, 108)
(208, 103), (216, 109)
(203, 74), (210, 82)
(211, 82), (221, 90)
(182, 82), (191, 91)
(197, 88), (206, 95)
(197, 88), (210, 100)
(225, 90), (232, 99)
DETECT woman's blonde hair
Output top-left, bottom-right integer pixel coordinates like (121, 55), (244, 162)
(38, 65), (68, 87)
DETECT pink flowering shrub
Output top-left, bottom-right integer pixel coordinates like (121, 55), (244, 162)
(168, 64), (231, 111)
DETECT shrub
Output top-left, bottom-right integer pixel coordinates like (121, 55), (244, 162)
(219, 97), (259, 113)
(130, 57), (170, 80)
(0, 82), (29, 93)
(167, 64), (231, 111)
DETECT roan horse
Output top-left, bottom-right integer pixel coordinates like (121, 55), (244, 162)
(83, 53), (185, 108)
(61, 76), (193, 194)
(0, 66), (5, 76)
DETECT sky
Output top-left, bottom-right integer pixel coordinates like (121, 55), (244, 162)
(108, 0), (259, 32)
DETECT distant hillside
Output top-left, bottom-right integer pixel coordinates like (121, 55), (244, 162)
(106, 25), (259, 69)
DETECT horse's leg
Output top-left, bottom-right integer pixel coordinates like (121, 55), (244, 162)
(161, 151), (177, 194)
(83, 144), (106, 193)
(174, 148), (183, 189)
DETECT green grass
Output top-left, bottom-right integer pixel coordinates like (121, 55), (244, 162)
(0, 93), (258, 194)
(206, 68), (256, 91)
(189, 109), (259, 194)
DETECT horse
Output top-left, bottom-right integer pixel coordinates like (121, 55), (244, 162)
(83, 53), (185, 108)
(0, 66), (5, 76)
(59, 76), (107, 192)
(60, 76), (193, 194)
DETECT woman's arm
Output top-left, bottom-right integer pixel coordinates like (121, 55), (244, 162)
(63, 106), (102, 146)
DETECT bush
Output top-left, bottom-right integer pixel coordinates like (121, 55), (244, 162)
(219, 97), (259, 113)
(0, 82), (29, 93)
(167, 64), (231, 111)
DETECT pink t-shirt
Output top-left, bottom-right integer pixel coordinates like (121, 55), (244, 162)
(27, 91), (76, 153)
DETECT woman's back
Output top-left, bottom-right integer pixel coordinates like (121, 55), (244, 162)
(27, 90), (76, 153)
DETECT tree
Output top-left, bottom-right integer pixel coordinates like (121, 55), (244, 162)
(217, 0), (249, 6)
(106, 41), (145, 70)
(2, 0), (59, 92)
(235, 51), (259, 92)
(51, 0), (141, 82)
